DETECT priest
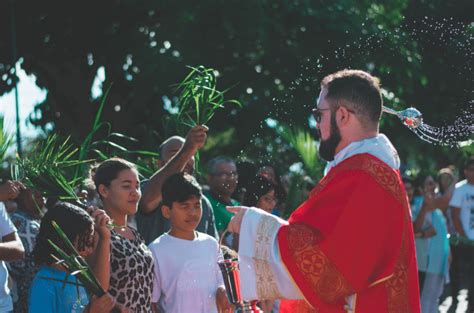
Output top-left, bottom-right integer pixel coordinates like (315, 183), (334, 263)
(227, 69), (421, 312)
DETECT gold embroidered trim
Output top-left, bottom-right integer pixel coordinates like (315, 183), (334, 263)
(253, 214), (284, 300)
(287, 223), (354, 303)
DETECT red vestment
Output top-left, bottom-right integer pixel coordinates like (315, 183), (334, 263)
(278, 154), (420, 312)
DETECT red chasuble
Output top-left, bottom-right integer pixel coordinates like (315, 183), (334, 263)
(278, 154), (420, 313)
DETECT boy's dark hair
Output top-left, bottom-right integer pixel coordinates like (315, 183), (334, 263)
(243, 175), (276, 207)
(92, 158), (137, 198)
(161, 172), (202, 207)
(34, 202), (94, 265)
(321, 69), (382, 128)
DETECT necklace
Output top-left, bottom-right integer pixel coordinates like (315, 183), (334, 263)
(113, 224), (128, 232)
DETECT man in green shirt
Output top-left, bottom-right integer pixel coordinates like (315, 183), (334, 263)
(205, 156), (240, 233)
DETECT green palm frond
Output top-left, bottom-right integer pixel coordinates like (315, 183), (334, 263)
(174, 65), (240, 128)
(75, 85), (160, 180)
(13, 135), (91, 201)
(173, 65), (241, 172)
(48, 221), (105, 297)
(276, 124), (323, 179)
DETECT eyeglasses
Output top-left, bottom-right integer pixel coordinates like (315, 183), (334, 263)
(311, 106), (356, 123)
(311, 107), (331, 123)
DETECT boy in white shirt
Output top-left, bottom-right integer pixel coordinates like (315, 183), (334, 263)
(149, 172), (232, 313)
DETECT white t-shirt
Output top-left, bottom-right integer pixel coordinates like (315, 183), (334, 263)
(449, 180), (474, 240)
(0, 202), (17, 311)
(149, 232), (224, 313)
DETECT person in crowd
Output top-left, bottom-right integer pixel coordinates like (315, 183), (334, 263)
(436, 168), (457, 234)
(448, 156), (474, 313)
(8, 188), (44, 313)
(232, 160), (257, 204)
(403, 176), (435, 293)
(418, 175), (450, 313)
(29, 202), (117, 313)
(410, 176), (439, 291)
(243, 175), (277, 214)
(4, 201), (17, 214)
(257, 164), (287, 216)
(148, 172), (231, 313)
(137, 125), (218, 244)
(92, 158), (154, 312)
(0, 180), (25, 312)
(205, 156), (239, 233)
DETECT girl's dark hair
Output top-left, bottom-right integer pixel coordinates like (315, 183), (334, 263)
(34, 202), (94, 265)
(243, 175), (276, 207)
(162, 172), (202, 207)
(92, 158), (137, 196)
(257, 163), (287, 203)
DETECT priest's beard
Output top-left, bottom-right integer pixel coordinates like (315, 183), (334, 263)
(318, 114), (341, 162)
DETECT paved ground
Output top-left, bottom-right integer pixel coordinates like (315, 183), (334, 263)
(439, 288), (469, 313)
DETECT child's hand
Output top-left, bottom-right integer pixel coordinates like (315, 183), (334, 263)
(88, 206), (112, 241)
(216, 286), (234, 313)
(88, 293), (115, 313)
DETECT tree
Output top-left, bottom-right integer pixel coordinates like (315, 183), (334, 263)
(1, 0), (472, 176)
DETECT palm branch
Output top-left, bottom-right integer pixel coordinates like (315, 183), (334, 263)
(48, 221), (105, 296)
(174, 65), (241, 171)
(13, 135), (91, 202)
(77, 85), (160, 180)
(276, 124), (323, 179)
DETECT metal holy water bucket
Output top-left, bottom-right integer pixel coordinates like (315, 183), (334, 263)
(218, 231), (262, 312)
(218, 259), (242, 304)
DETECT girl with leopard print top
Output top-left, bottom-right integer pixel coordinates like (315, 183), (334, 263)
(92, 158), (154, 312)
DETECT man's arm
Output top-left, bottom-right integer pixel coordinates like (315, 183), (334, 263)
(227, 206), (303, 301)
(433, 181), (456, 211)
(139, 126), (207, 214)
(451, 206), (467, 237)
(0, 232), (24, 261)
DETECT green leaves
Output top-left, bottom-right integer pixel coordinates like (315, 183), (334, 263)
(276, 124), (323, 179)
(175, 65), (241, 130)
(48, 221), (105, 297)
(174, 65), (241, 172)
(13, 135), (90, 201)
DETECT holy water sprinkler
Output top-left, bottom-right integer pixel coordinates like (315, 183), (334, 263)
(382, 106), (423, 129)
(381, 103), (473, 147)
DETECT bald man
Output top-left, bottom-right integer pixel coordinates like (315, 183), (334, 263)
(136, 125), (218, 244)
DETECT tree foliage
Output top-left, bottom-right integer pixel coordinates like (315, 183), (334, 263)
(0, 0), (472, 177)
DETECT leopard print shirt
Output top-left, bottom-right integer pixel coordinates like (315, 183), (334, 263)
(109, 227), (154, 312)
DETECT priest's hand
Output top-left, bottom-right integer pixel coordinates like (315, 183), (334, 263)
(226, 206), (249, 234)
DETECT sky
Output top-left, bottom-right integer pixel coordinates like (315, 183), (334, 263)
(0, 63), (105, 155)
(0, 63), (47, 143)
